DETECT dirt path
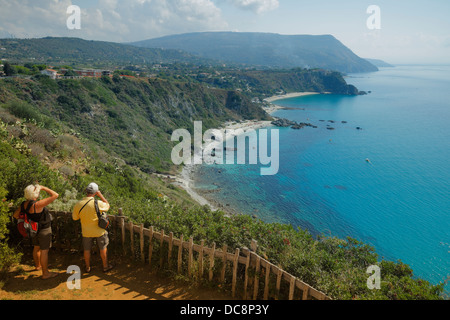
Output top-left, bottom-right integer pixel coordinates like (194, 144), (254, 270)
(0, 252), (233, 300)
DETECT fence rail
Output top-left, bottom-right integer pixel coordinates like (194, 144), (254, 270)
(49, 209), (331, 301)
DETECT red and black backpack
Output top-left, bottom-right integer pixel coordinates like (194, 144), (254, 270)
(17, 201), (39, 238)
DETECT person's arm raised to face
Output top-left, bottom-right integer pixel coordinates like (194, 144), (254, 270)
(95, 190), (108, 204)
(34, 186), (59, 211)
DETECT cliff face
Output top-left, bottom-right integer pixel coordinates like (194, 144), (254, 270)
(225, 69), (364, 96)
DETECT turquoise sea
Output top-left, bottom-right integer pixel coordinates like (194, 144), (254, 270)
(193, 65), (450, 290)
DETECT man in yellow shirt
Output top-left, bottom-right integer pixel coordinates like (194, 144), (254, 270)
(73, 183), (114, 273)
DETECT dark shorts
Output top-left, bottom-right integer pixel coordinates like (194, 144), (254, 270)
(82, 232), (109, 251)
(32, 227), (52, 251)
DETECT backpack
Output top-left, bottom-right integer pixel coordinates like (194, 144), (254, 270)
(17, 201), (39, 239)
(94, 199), (110, 230)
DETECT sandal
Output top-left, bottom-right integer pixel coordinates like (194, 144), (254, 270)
(85, 266), (91, 273)
(103, 264), (114, 273)
(42, 272), (59, 280)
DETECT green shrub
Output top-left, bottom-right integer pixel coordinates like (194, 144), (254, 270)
(0, 187), (22, 280)
(6, 101), (42, 123)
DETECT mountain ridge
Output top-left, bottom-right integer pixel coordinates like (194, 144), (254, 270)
(0, 36), (210, 67)
(131, 32), (379, 73)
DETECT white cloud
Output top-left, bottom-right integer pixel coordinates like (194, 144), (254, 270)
(225, 0), (279, 14)
(0, 0), (72, 38)
(0, 0), (228, 41)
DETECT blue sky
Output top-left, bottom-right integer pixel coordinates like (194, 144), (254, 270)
(218, 0), (450, 64)
(0, 0), (449, 64)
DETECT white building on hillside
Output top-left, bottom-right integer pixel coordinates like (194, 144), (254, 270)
(40, 69), (58, 79)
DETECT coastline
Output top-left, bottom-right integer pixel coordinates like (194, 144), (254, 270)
(175, 91), (319, 212)
(173, 119), (274, 211)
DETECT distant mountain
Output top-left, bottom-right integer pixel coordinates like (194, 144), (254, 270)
(364, 58), (394, 68)
(132, 32), (378, 73)
(0, 37), (207, 67)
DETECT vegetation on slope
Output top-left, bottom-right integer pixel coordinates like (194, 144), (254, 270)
(0, 37), (208, 69)
(0, 75), (269, 173)
(194, 68), (363, 96)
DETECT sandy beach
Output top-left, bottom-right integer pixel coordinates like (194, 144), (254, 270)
(263, 91), (320, 103)
(262, 92), (321, 115)
(174, 91), (319, 210)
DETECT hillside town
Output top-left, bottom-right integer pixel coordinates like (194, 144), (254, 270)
(39, 68), (112, 79)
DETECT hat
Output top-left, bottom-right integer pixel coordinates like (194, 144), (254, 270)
(86, 182), (99, 195)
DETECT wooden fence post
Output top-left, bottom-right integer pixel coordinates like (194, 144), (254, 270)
(302, 284), (310, 301)
(139, 224), (145, 263)
(168, 232), (174, 269)
(148, 226), (154, 269)
(251, 239), (258, 252)
(276, 268), (282, 300)
(263, 264), (270, 300)
(243, 248), (251, 300)
(177, 234), (184, 274)
(220, 244), (228, 283)
(159, 229), (165, 269)
(253, 254), (261, 300)
(231, 248), (240, 298)
(289, 276), (295, 300)
(209, 242), (216, 281)
(129, 221), (134, 259)
(118, 209), (125, 255)
(188, 237), (194, 276)
(198, 240), (204, 278)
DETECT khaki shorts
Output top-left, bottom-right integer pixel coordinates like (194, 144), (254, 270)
(32, 227), (52, 251)
(82, 232), (109, 251)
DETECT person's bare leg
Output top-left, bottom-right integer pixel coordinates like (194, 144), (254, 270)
(40, 249), (57, 279)
(99, 248), (108, 269)
(84, 250), (91, 272)
(33, 246), (42, 271)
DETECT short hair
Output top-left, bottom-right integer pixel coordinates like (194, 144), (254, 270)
(24, 185), (41, 200)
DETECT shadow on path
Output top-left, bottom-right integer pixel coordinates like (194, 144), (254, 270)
(1, 249), (233, 300)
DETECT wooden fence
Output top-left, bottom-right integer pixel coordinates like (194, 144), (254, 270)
(49, 209), (331, 301)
